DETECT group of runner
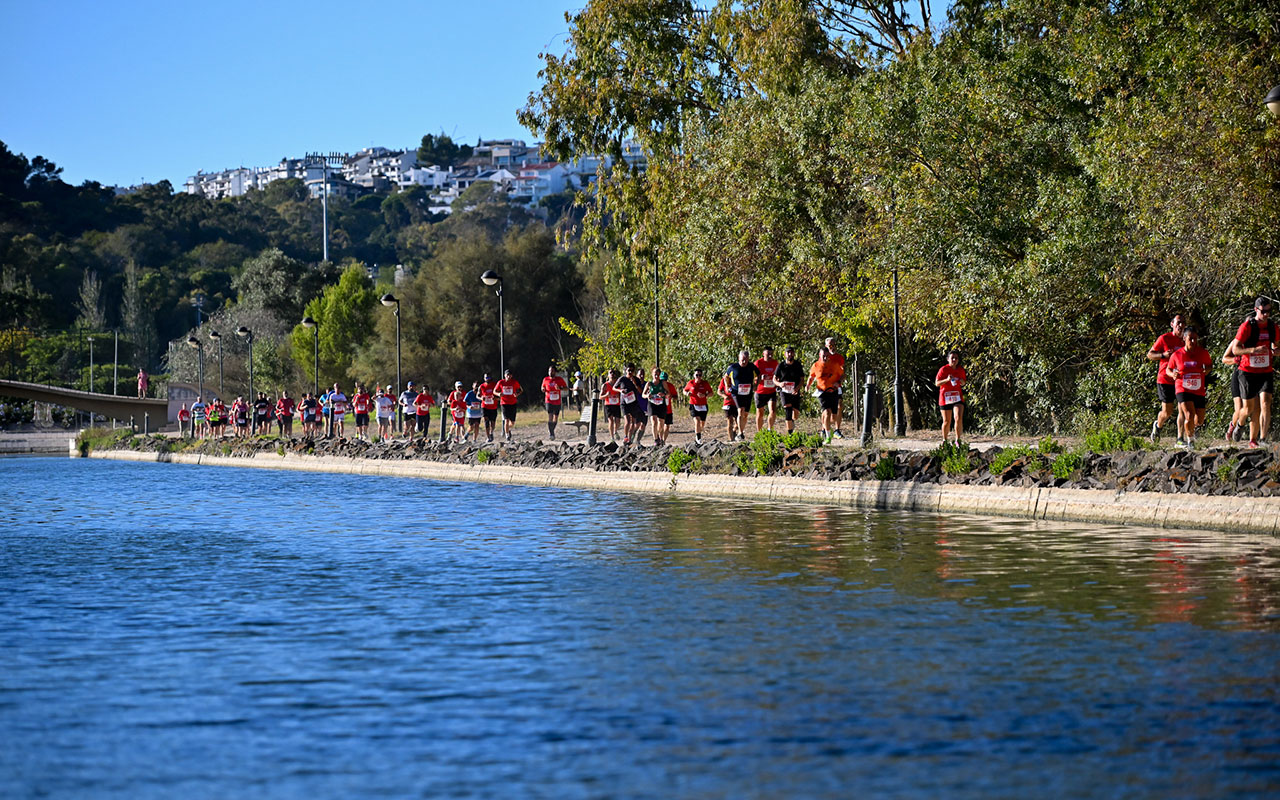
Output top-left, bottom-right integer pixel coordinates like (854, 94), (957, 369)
(1148, 297), (1276, 449)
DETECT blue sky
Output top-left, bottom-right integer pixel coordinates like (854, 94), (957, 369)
(0, 0), (582, 187)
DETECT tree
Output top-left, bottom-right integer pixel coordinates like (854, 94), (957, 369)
(290, 263), (377, 387)
(121, 261), (157, 370)
(416, 133), (473, 168)
(75, 270), (108, 330)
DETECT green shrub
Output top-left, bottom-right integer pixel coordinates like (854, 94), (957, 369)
(874, 455), (896, 481)
(1084, 426), (1146, 453)
(1215, 457), (1238, 483)
(748, 429), (786, 474)
(990, 444), (1034, 475)
(75, 427), (133, 456)
(804, 433), (827, 448)
(1039, 435), (1063, 454)
(476, 449), (493, 464)
(667, 448), (696, 475)
(1051, 450), (1083, 479)
(733, 449), (755, 474)
(221, 443), (232, 456)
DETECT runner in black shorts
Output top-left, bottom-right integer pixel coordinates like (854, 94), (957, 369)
(774, 346), (806, 434)
(724, 350), (759, 441)
(614, 364), (644, 445)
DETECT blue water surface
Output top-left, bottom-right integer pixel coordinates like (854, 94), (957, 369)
(1, 457), (1278, 798)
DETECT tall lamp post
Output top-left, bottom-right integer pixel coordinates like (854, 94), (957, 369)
(480, 270), (505, 376)
(301, 316), (319, 397)
(1265, 85), (1280, 117)
(237, 326), (253, 401)
(87, 334), (95, 394)
(209, 329), (223, 399)
(893, 261), (905, 436)
(187, 336), (204, 401)
(380, 293), (401, 431)
(653, 257), (661, 367)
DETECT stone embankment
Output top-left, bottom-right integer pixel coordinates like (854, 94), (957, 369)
(84, 433), (1280, 534)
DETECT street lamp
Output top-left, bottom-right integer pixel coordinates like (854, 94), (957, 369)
(1265, 85), (1280, 117)
(480, 270), (505, 375)
(209, 329), (223, 399)
(236, 326), (253, 401)
(380, 293), (401, 431)
(893, 260), (905, 437)
(301, 316), (319, 398)
(187, 335), (204, 401)
(86, 334), (95, 394)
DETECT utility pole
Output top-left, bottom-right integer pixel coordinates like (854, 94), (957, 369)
(306, 152), (348, 263)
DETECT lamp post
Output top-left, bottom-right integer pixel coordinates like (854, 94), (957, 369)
(480, 270), (505, 376)
(236, 326), (253, 401)
(87, 334), (95, 394)
(654, 257), (661, 367)
(301, 316), (319, 397)
(187, 335), (204, 401)
(380, 293), (401, 431)
(893, 261), (905, 437)
(209, 329), (223, 399)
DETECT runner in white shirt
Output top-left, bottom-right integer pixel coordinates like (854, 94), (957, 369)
(376, 384), (396, 441)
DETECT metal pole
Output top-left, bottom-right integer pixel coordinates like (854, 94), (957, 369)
(395, 303), (401, 433)
(587, 389), (600, 445)
(893, 262), (905, 437)
(861, 370), (876, 447)
(439, 401), (447, 443)
(247, 333), (254, 403)
(216, 337), (223, 399)
(322, 162), (330, 262)
(113, 330), (118, 395)
(311, 328), (319, 397)
(88, 337), (94, 394)
(497, 284), (505, 377)
(654, 258), (660, 367)
(198, 346), (204, 402)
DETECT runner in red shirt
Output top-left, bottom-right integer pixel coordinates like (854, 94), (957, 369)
(478, 374), (500, 442)
(1222, 337), (1249, 443)
(600, 369), (623, 442)
(1147, 313), (1187, 442)
(1165, 326), (1210, 449)
(717, 373), (737, 442)
(824, 337), (847, 439)
(754, 346), (780, 434)
(683, 368), (712, 444)
(276, 390), (295, 438)
(413, 385), (436, 440)
(351, 385), (371, 440)
(496, 369), (523, 441)
(448, 381), (467, 442)
(1227, 297), (1276, 446)
(541, 365), (569, 440)
(934, 350), (967, 446)
(177, 403), (191, 439)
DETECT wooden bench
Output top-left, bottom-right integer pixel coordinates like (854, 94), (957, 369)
(565, 402), (594, 435)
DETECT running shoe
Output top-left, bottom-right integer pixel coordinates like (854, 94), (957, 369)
(832, 430), (844, 440)
(1187, 437), (1196, 450)
(1249, 440), (1259, 448)
(1150, 420), (1159, 442)
(1226, 422), (1236, 441)
(1175, 437), (1186, 449)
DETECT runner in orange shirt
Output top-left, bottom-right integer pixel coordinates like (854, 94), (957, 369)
(805, 347), (843, 442)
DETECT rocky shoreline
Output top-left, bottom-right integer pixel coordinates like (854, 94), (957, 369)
(93, 432), (1280, 498)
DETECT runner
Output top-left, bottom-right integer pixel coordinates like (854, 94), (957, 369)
(478, 374), (500, 442)
(351, 383), (371, 440)
(276, 390), (295, 438)
(613, 364), (644, 445)
(725, 350), (759, 441)
(177, 402), (191, 438)
(399, 381), (418, 438)
(642, 367), (671, 445)
(300, 392), (320, 437)
(805, 347), (843, 442)
(464, 381), (484, 441)
(633, 363), (649, 444)
(682, 368), (712, 444)
(716, 372), (737, 441)
(754, 346), (780, 433)
(1227, 297), (1277, 447)
(448, 381), (468, 442)
(824, 337), (847, 439)
(1166, 326), (1210, 449)
(601, 369), (623, 441)
(934, 350), (967, 445)
(413, 383), (435, 440)
(541, 366), (569, 440)
(232, 396), (249, 438)
(191, 396), (207, 438)
(208, 397), (225, 438)
(496, 369), (523, 441)
(329, 384), (348, 438)
(1147, 313), (1187, 442)
(136, 368), (148, 399)
(774, 346), (806, 434)
(1222, 340), (1249, 443)
(372, 385), (392, 441)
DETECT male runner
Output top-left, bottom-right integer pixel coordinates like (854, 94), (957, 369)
(496, 369), (523, 441)
(541, 366), (569, 440)
(724, 350), (759, 441)
(824, 337), (847, 439)
(276, 390), (295, 437)
(351, 384), (371, 440)
(413, 383), (435, 440)
(1147, 313), (1187, 442)
(1166, 326), (1210, 449)
(399, 381), (418, 438)
(683, 368), (712, 444)
(754, 346), (780, 433)
(448, 381), (468, 442)
(774, 346), (806, 434)
(1227, 298), (1276, 447)
(613, 365), (645, 445)
(376, 385), (396, 441)
(478, 374), (500, 442)
(806, 347), (843, 442)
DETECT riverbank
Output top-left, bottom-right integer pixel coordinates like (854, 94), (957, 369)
(82, 433), (1280, 534)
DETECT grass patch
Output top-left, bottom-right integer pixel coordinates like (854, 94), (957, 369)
(1051, 450), (1083, 480)
(989, 444), (1034, 475)
(667, 448), (701, 475)
(76, 427), (133, 456)
(1216, 457), (1238, 483)
(1039, 435), (1063, 454)
(931, 441), (972, 476)
(874, 454), (896, 481)
(476, 448), (494, 464)
(1084, 426), (1147, 453)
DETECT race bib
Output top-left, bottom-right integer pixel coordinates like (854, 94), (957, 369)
(736, 383), (751, 395)
(469, 402), (482, 410)
(651, 392), (665, 404)
(621, 392), (636, 404)
(605, 395), (619, 405)
(1182, 377), (1202, 391)
(780, 381), (796, 394)
(546, 391), (560, 402)
(502, 386), (514, 396)
(943, 391), (962, 405)
(693, 404), (707, 412)
(1249, 354), (1271, 369)
(762, 377), (775, 388)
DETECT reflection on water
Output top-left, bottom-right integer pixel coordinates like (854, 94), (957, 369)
(0, 459), (1278, 798)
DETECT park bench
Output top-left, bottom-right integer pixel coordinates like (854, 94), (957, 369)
(565, 402), (594, 436)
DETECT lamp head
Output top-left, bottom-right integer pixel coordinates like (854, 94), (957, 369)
(236, 326), (251, 338)
(301, 316), (317, 329)
(208, 329), (220, 340)
(186, 336), (201, 350)
(380, 293), (398, 307)
(480, 270), (502, 287)
(1266, 84), (1280, 118)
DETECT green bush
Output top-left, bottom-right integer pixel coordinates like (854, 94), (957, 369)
(1215, 457), (1238, 483)
(1039, 435), (1063, 454)
(989, 444), (1034, 475)
(667, 448), (697, 475)
(874, 455), (896, 481)
(75, 427), (133, 456)
(748, 429), (786, 474)
(476, 449), (494, 464)
(1051, 450), (1083, 479)
(1084, 426), (1146, 453)
(733, 449), (755, 474)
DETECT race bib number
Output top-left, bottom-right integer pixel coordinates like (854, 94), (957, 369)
(1249, 354), (1271, 369)
(693, 404), (707, 412)
(621, 392), (636, 404)
(502, 386), (514, 396)
(546, 391), (560, 402)
(651, 393), (665, 404)
(943, 391), (962, 405)
(780, 381), (796, 394)
(762, 377), (774, 388)
(605, 395), (619, 405)
(469, 402), (481, 411)
(1181, 377), (1202, 391)
(737, 383), (751, 395)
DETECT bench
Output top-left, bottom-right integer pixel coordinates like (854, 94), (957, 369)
(565, 402), (594, 435)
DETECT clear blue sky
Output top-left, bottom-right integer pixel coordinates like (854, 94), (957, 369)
(0, 0), (582, 188)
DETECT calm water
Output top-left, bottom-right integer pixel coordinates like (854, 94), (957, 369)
(1, 459), (1278, 798)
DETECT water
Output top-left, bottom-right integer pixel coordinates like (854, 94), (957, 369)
(1, 458), (1278, 798)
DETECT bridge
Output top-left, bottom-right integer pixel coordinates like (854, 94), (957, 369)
(0, 380), (174, 428)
